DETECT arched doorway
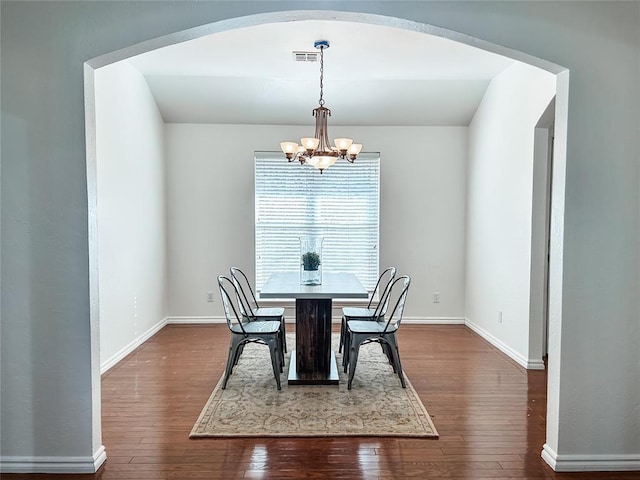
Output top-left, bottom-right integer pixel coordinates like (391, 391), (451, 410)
(84, 10), (569, 470)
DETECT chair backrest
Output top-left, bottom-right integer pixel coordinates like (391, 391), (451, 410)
(381, 275), (411, 333)
(367, 267), (396, 315)
(369, 267), (396, 320)
(217, 275), (248, 334)
(229, 267), (258, 317)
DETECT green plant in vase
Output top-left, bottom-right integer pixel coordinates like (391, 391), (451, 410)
(302, 251), (321, 271)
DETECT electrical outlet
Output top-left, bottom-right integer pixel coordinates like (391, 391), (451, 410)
(207, 291), (215, 302)
(432, 292), (440, 303)
(498, 310), (503, 323)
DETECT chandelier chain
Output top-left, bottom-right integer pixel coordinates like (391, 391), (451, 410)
(318, 45), (325, 107)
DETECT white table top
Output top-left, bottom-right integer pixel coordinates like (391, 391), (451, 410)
(260, 272), (368, 299)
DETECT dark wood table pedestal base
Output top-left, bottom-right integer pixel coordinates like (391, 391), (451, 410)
(288, 298), (339, 385)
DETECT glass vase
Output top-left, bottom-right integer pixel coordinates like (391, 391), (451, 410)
(299, 236), (324, 285)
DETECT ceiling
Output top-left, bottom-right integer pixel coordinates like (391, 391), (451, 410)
(127, 20), (516, 126)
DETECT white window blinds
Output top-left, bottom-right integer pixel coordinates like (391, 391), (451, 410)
(255, 151), (380, 293)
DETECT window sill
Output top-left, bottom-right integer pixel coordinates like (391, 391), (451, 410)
(258, 297), (372, 308)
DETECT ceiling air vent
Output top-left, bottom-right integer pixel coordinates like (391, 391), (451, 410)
(293, 51), (319, 62)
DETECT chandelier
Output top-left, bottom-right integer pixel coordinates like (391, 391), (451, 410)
(280, 40), (362, 174)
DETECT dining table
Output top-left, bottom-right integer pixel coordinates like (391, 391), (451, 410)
(260, 272), (368, 385)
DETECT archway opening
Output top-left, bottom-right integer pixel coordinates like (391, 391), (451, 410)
(84, 10), (569, 471)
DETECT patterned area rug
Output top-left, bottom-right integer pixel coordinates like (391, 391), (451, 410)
(190, 334), (438, 438)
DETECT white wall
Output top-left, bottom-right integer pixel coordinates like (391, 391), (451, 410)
(465, 63), (556, 367)
(95, 61), (168, 370)
(165, 124), (467, 322)
(1, 2), (639, 474)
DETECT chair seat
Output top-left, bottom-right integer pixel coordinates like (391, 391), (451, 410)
(347, 319), (398, 334)
(343, 307), (377, 318)
(254, 307), (284, 317)
(231, 320), (281, 334)
(242, 307), (284, 322)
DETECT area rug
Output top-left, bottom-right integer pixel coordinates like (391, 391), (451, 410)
(190, 334), (438, 438)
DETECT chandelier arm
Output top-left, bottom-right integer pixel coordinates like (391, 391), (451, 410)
(293, 151), (305, 165)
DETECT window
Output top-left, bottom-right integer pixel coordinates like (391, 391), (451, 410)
(255, 151), (380, 292)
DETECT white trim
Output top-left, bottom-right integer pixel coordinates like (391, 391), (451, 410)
(100, 318), (168, 374)
(526, 358), (546, 370)
(402, 317), (465, 325)
(94, 446), (107, 471)
(166, 316), (464, 325)
(542, 444), (557, 469)
(525, 358), (546, 370)
(465, 318), (545, 370)
(542, 444), (640, 472)
(167, 316), (226, 324)
(259, 298), (371, 307)
(0, 446), (106, 474)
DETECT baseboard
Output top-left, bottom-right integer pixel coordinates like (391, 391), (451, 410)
(100, 318), (168, 374)
(167, 316), (226, 324)
(0, 446), (106, 474)
(402, 316), (465, 325)
(167, 314), (465, 325)
(464, 317), (545, 370)
(166, 316), (465, 325)
(542, 444), (640, 471)
(526, 357), (546, 369)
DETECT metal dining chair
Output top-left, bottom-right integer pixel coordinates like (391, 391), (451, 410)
(230, 267), (287, 353)
(217, 275), (284, 390)
(339, 267), (396, 353)
(343, 275), (411, 390)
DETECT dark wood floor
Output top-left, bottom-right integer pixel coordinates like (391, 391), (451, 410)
(4, 324), (640, 479)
